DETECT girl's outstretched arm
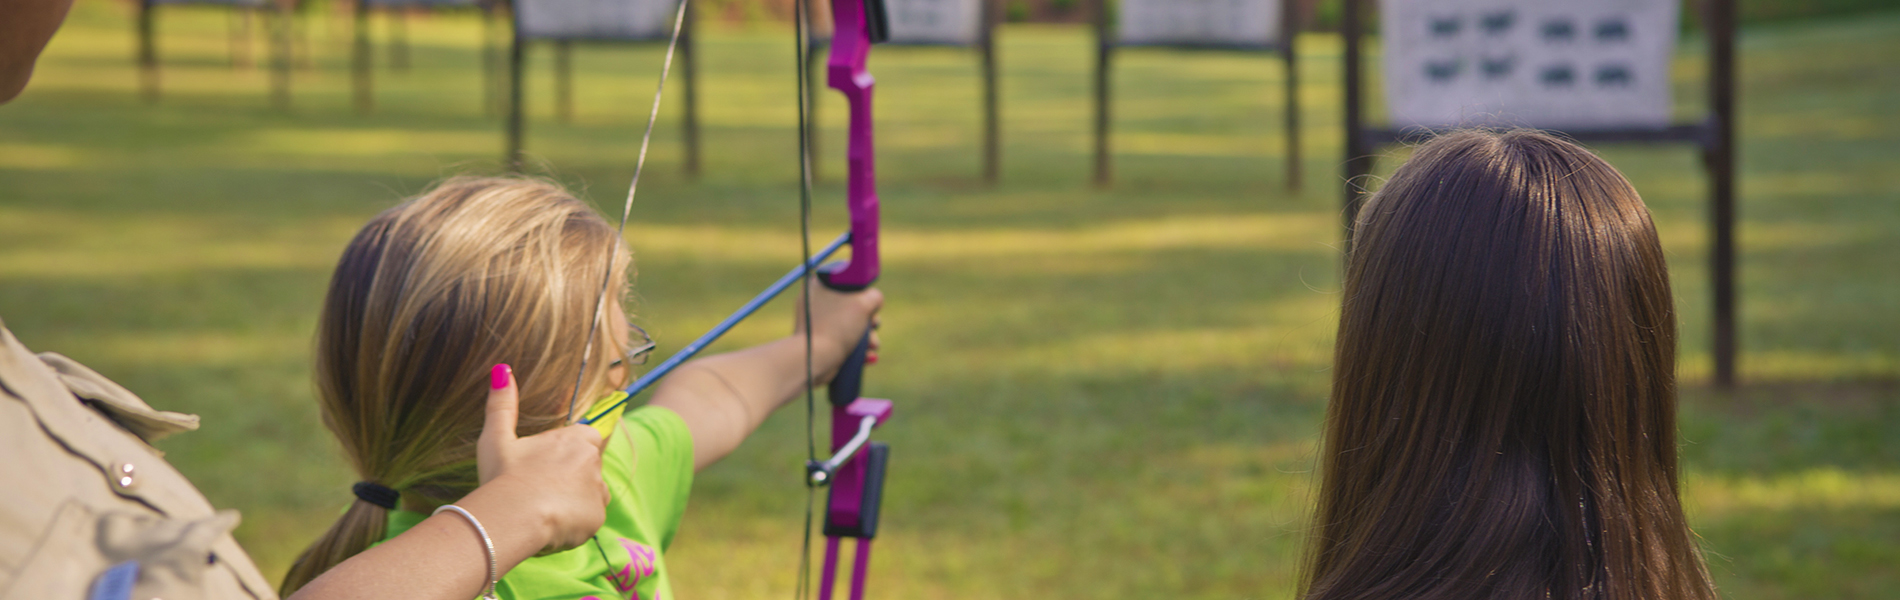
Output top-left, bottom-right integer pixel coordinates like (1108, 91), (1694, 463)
(287, 365), (610, 600)
(651, 281), (883, 471)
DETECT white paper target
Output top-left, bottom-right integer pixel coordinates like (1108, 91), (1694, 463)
(1116, 0), (1282, 48)
(150, 0), (272, 7)
(1380, 0), (1678, 130)
(365, 0), (480, 7)
(885, 0), (984, 45)
(516, 0), (679, 40)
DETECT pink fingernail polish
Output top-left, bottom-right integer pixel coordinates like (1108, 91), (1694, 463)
(491, 364), (511, 390)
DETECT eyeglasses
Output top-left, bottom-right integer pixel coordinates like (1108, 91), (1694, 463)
(611, 324), (657, 369)
(574, 324), (656, 428)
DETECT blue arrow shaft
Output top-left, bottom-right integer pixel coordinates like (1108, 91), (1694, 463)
(580, 231), (852, 424)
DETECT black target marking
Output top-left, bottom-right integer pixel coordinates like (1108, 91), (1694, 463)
(1595, 18), (1630, 42)
(1430, 16), (1461, 38)
(1540, 64), (1576, 87)
(1541, 19), (1576, 42)
(1481, 56), (1514, 80)
(1480, 11), (1514, 35)
(1425, 59), (1461, 83)
(1595, 63), (1633, 87)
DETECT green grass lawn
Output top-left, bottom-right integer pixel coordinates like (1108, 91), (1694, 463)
(3, 2), (1896, 598)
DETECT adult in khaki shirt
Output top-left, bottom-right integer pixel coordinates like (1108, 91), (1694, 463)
(0, 4), (613, 599)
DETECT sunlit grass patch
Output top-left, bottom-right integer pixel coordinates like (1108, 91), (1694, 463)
(1687, 468), (1900, 515)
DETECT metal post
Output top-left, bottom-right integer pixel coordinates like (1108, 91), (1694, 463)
(138, 0), (159, 103)
(353, 0), (373, 113)
(1709, 0), (1738, 388)
(484, 2), (499, 114)
(555, 41), (573, 123)
(1092, 0), (1112, 187)
(295, 0), (313, 70)
(391, 8), (410, 72)
(507, 33), (525, 171)
(1341, 0), (1372, 248)
(271, 0), (292, 109)
(683, 3), (701, 178)
(231, 8), (253, 69)
(1281, 0), (1301, 191)
(980, 0), (999, 185)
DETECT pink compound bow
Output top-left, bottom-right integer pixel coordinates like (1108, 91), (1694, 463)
(803, 1), (891, 600)
(575, 1), (893, 598)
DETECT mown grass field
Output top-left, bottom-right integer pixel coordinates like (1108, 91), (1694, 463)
(2, 2), (1896, 598)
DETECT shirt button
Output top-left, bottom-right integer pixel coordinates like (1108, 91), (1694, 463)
(114, 463), (137, 490)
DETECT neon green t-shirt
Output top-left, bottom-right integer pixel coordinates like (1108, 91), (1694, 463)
(386, 405), (695, 600)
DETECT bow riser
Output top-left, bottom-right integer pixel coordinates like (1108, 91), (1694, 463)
(818, 0), (883, 291)
(812, 2), (889, 600)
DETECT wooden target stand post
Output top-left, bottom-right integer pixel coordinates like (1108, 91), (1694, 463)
(505, 0), (701, 175)
(351, 0), (509, 115)
(1340, 0), (1738, 387)
(805, 0), (1001, 184)
(136, 0), (299, 108)
(1093, 0), (1304, 190)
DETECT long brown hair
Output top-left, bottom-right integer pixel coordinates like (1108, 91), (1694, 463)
(1302, 130), (1716, 600)
(281, 177), (631, 595)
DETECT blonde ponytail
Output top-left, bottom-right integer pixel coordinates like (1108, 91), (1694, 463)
(280, 177), (630, 596)
(279, 500), (390, 595)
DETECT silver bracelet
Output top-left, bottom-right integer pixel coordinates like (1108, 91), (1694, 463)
(433, 504), (501, 600)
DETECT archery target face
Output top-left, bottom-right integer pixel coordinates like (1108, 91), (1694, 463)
(886, 0), (984, 45)
(516, 0), (678, 40)
(1116, 0), (1282, 48)
(364, 0), (480, 7)
(1380, 0), (1679, 129)
(149, 0), (272, 6)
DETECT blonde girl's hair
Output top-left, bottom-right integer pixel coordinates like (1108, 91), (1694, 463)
(280, 177), (631, 596)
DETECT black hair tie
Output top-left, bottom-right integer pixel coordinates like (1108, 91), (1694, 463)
(352, 481), (399, 510)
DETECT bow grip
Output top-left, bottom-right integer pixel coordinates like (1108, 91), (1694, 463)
(816, 259), (876, 406)
(827, 329), (872, 406)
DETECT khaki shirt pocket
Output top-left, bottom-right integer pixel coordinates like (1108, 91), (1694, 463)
(2, 502), (259, 600)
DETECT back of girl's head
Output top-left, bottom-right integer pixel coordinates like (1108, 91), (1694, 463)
(281, 176), (629, 595)
(1303, 130), (1714, 600)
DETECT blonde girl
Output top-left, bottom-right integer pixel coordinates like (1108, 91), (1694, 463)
(282, 177), (881, 600)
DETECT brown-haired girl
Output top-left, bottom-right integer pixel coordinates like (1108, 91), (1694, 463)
(1303, 130), (1719, 600)
(281, 177), (881, 599)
